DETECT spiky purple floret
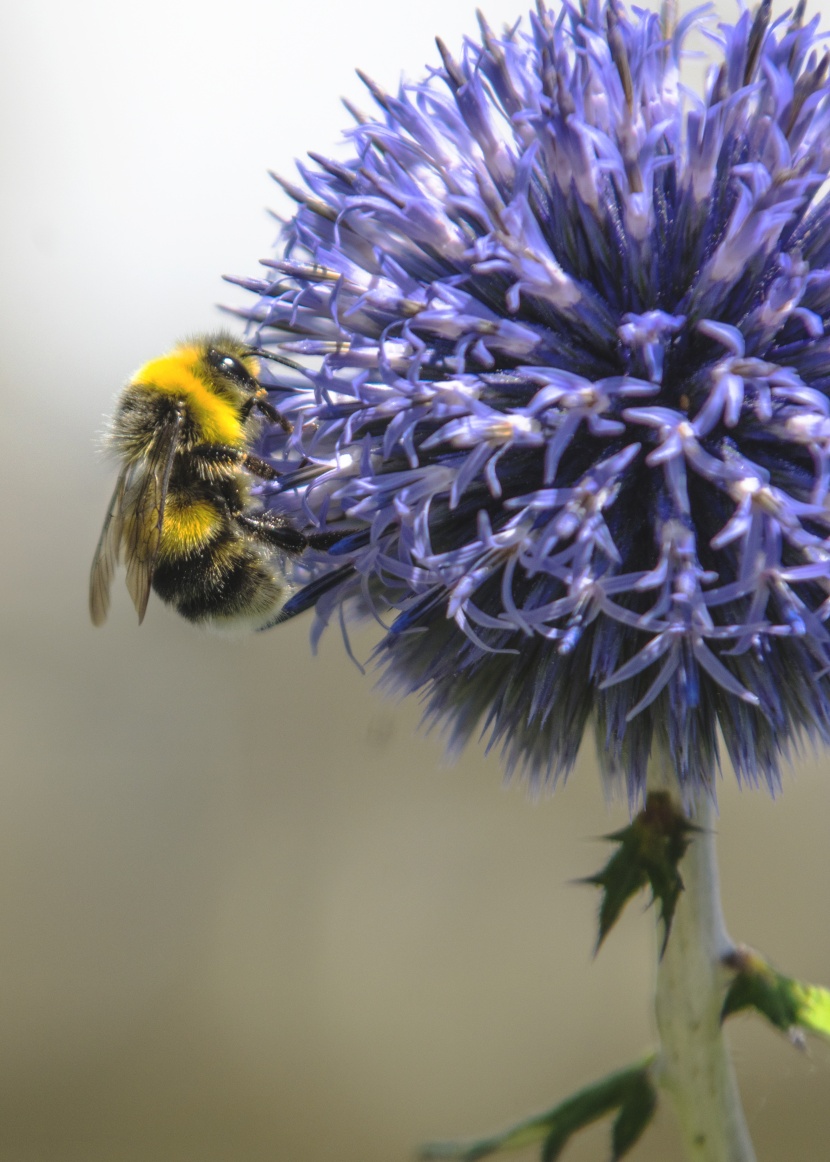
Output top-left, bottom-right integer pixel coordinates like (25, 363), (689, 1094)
(232, 0), (830, 800)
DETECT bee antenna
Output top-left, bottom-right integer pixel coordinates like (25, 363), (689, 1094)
(247, 348), (304, 372)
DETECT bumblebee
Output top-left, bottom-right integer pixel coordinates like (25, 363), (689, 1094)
(89, 333), (319, 631)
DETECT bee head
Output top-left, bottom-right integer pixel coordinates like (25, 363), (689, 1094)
(203, 341), (260, 395)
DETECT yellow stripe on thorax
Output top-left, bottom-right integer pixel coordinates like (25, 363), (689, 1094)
(133, 346), (245, 447)
(159, 497), (223, 558)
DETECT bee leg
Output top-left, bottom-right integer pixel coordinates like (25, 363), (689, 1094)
(191, 444), (281, 480)
(239, 452), (282, 479)
(239, 393), (292, 432)
(238, 509), (354, 555)
(305, 530), (349, 551)
(254, 396), (293, 433)
(236, 511), (308, 554)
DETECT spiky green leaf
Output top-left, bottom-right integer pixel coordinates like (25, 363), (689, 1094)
(421, 1056), (658, 1162)
(582, 791), (698, 955)
(722, 947), (830, 1041)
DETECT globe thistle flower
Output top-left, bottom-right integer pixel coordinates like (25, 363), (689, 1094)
(232, 0), (830, 801)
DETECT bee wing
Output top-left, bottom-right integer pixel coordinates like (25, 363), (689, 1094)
(123, 409), (183, 624)
(89, 464), (132, 626)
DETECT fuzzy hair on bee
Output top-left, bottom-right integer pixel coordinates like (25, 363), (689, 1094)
(89, 332), (326, 631)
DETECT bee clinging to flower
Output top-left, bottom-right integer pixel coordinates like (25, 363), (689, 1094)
(89, 333), (334, 631)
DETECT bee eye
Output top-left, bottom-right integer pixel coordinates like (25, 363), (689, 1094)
(206, 348), (255, 388)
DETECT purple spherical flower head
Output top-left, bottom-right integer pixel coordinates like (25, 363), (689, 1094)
(231, 0), (830, 801)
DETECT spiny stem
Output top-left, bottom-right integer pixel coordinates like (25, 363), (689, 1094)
(653, 788), (756, 1161)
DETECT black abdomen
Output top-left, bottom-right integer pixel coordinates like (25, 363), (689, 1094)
(152, 514), (287, 626)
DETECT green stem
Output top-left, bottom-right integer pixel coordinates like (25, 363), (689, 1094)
(653, 789), (756, 1161)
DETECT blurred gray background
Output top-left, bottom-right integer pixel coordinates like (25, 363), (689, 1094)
(1, 1), (829, 1159)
